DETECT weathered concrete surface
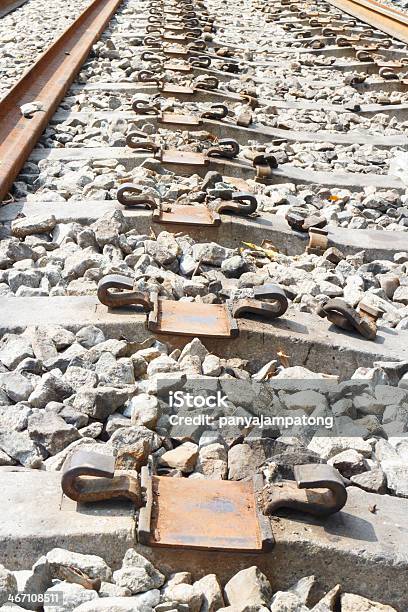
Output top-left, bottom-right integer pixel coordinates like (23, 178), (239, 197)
(1, 199), (407, 261)
(71, 83), (408, 119)
(0, 470), (135, 570)
(0, 471), (407, 609)
(1, 296), (408, 377)
(28, 147), (405, 191)
(50, 110), (408, 148)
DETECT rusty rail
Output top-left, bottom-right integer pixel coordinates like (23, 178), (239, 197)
(0, 0), (29, 18)
(0, 0), (123, 203)
(325, 0), (408, 44)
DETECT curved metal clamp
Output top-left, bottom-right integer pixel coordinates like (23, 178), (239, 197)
(200, 104), (229, 120)
(216, 191), (258, 216)
(61, 450), (143, 506)
(232, 284), (288, 320)
(126, 130), (160, 152)
(143, 35), (163, 48)
(316, 297), (380, 340)
(117, 183), (158, 209)
(97, 274), (154, 310)
(262, 464), (347, 518)
(132, 98), (160, 115)
(187, 39), (207, 51)
(189, 55), (211, 68)
(137, 69), (162, 86)
(195, 75), (219, 90)
(207, 138), (239, 159)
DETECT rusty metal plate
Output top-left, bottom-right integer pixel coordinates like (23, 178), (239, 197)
(163, 47), (189, 57)
(144, 476), (265, 551)
(162, 34), (187, 42)
(148, 298), (238, 337)
(164, 62), (192, 72)
(159, 112), (200, 126)
(153, 204), (220, 226)
(164, 24), (184, 31)
(161, 84), (194, 95)
(160, 150), (208, 166)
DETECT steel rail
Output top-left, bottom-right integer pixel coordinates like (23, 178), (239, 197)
(0, 0), (123, 203)
(0, 0), (29, 18)
(325, 0), (408, 44)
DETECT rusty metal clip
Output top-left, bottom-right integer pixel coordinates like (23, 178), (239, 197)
(56, 566), (101, 592)
(132, 98), (160, 115)
(316, 297), (380, 340)
(61, 450), (143, 506)
(97, 275), (154, 310)
(216, 191), (257, 216)
(126, 131), (160, 152)
(187, 39), (207, 51)
(195, 76), (219, 90)
(141, 51), (164, 63)
(232, 284), (288, 320)
(143, 35), (162, 48)
(201, 104), (228, 120)
(262, 464), (347, 518)
(379, 66), (399, 80)
(117, 183), (157, 209)
(207, 138), (239, 159)
(137, 69), (162, 86)
(356, 49), (374, 62)
(189, 55), (211, 68)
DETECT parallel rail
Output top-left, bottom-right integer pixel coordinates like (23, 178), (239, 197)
(0, 0), (122, 202)
(0, 0), (28, 18)
(326, 0), (408, 43)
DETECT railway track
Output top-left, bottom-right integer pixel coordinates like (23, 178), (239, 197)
(1, 0), (408, 609)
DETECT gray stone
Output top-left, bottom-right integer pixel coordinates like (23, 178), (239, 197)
(113, 549), (164, 594)
(381, 461), (408, 498)
(0, 564), (18, 607)
(178, 338), (209, 363)
(341, 593), (397, 611)
(193, 574), (224, 612)
(98, 582), (132, 598)
(11, 215), (56, 239)
(350, 468), (387, 494)
(162, 584), (203, 612)
(308, 436), (372, 460)
(0, 430), (43, 468)
(12, 556), (52, 610)
(27, 411), (80, 455)
(73, 387), (132, 420)
(43, 581), (98, 612)
(0, 334), (33, 369)
(28, 371), (73, 408)
(284, 390), (328, 415)
(105, 413), (131, 436)
(328, 449), (368, 478)
(46, 548), (112, 581)
(91, 210), (127, 248)
(224, 567), (272, 608)
(158, 442), (198, 473)
(63, 366), (98, 391)
(0, 371), (33, 403)
(196, 443), (228, 480)
(129, 394), (159, 429)
(74, 596), (156, 611)
(76, 326), (106, 349)
(192, 242), (234, 266)
(202, 355), (222, 377)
